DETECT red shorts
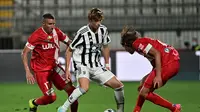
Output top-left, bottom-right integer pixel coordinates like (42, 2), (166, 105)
(34, 64), (67, 95)
(143, 60), (180, 89)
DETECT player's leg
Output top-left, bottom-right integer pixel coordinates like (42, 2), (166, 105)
(161, 61), (181, 112)
(58, 65), (89, 112)
(30, 71), (57, 112)
(64, 82), (79, 112)
(139, 61), (180, 112)
(140, 86), (178, 111)
(52, 65), (78, 112)
(91, 68), (124, 112)
(104, 76), (124, 112)
(133, 75), (150, 112)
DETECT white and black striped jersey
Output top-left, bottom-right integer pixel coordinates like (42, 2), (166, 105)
(70, 24), (111, 69)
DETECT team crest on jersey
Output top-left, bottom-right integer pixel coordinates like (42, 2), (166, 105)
(47, 36), (53, 40)
(88, 36), (92, 42)
(164, 48), (170, 53)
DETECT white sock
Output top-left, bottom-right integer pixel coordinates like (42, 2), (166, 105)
(61, 87), (85, 110)
(114, 87), (124, 112)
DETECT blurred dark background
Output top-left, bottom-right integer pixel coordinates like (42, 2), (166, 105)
(0, 0), (200, 50)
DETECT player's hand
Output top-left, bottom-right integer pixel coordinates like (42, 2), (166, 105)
(26, 72), (35, 84)
(66, 70), (71, 82)
(105, 64), (110, 70)
(106, 66), (110, 70)
(153, 75), (162, 89)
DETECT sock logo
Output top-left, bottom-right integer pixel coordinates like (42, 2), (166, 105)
(46, 88), (54, 95)
(69, 96), (73, 100)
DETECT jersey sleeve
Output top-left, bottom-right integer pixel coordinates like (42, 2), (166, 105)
(26, 33), (38, 50)
(70, 32), (83, 50)
(55, 28), (69, 43)
(133, 38), (152, 54)
(103, 29), (111, 45)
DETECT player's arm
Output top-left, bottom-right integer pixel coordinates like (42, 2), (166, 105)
(102, 29), (111, 69)
(21, 45), (36, 84)
(21, 46), (32, 73)
(65, 32), (83, 80)
(65, 47), (72, 73)
(65, 46), (72, 81)
(102, 45), (110, 70)
(148, 47), (161, 77)
(147, 45), (162, 88)
(62, 35), (72, 81)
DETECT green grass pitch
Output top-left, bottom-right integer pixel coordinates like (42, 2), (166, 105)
(0, 81), (199, 112)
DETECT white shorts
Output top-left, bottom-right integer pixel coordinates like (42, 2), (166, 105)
(75, 65), (115, 85)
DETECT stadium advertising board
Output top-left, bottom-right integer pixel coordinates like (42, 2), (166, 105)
(116, 51), (153, 81)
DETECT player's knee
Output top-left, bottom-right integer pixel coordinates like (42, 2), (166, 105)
(140, 75), (148, 85)
(137, 86), (142, 92)
(114, 85), (124, 92)
(82, 87), (89, 93)
(139, 88), (149, 98)
(113, 80), (124, 89)
(139, 91), (146, 98)
(79, 85), (89, 92)
(47, 94), (57, 104)
(64, 82), (74, 90)
(64, 83), (76, 93)
(118, 82), (124, 88)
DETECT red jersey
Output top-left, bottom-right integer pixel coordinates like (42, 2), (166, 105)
(132, 37), (180, 66)
(26, 27), (69, 71)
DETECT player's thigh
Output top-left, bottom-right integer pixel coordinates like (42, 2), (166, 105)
(139, 86), (151, 97)
(137, 75), (149, 91)
(104, 76), (124, 89)
(75, 65), (90, 89)
(140, 75), (149, 85)
(78, 77), (90, 91)
(52, 65), (68, 90)
(143, 60), (180, 89)
(162, 61), (180, 84)
(90, 67), (122, 88)
(35, 71), (55, 95)
(143, 70), (156, 89)
(76, 65), (90, 79)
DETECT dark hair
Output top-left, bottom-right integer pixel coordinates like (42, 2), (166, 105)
(42, 13), (55, 20)
(88, 8), (104, 22)
(121, 25), (140, 47)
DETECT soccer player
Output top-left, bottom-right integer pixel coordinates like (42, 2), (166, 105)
(120, 26), (181, 112)
(57, 8), (124, 112)
(21, 13), (78, 112)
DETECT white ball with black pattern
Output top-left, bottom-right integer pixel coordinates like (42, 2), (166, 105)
(104, 108), (116, 112)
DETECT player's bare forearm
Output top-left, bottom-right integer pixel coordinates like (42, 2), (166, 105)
(65, 47), (72, 71)
(21, 47), (31, 73)
(102, 45), (110, 64)
(148, 47), (161, 76)
(154, 52), (162, 76)
(67, 40), (72, 46)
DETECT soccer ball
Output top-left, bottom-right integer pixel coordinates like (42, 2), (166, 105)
(104, 108), (116, 112)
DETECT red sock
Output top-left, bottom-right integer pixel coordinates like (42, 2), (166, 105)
(35, 95), (56, 105)
(133, 85), (146, 112)
(65, 86), (78, 112)
(133, 95), (145, 112)
(146, 92), (175, 111)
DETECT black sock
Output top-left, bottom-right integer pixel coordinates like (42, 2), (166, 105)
(32, 99), (38, 106)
